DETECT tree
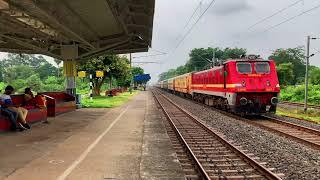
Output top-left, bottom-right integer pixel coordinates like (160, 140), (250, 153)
(107, 56), (131, 90)
(221, 48), (247, 60)
(3, 54), (46, 68)
(176, 65), (187, 75)
(158, 72), (168, 81)
(0, 53), (68, 94)
(0, 61), (4, 82)
(38, 62), (57, 80)
(77, 55), (130, 95)
(43, 76), (64, 91)
(3, 65), (35, 83)
(186, 48), (219, 71)
(25, 74), (43, 92)
(277, 63), (294, 86)
(131, 67), (144, 76)
(159, 47), (247, 81)
(269, 47), (305, 84)
(1, 54), (59, 82)
(11, 79), (27, 93)
(310, 66), (320, 85)
(185, 47), (246, 72)
(54, 58), (63, 77)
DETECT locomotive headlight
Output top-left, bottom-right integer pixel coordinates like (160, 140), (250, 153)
(240, 97), (248, 106)
(267, 80), (271, 86)
(271, 97), (278, 105)
(242, 80), (246, 87)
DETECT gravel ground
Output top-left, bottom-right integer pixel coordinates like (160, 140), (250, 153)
(159, 89), (320, 180)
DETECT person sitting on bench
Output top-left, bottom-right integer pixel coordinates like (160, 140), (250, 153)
(24, 87), (46, 109)
(0, 100), (20, 131)
(0, 86), (30, 129)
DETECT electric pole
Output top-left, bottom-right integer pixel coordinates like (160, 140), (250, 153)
(212, 50), (215, 68)
(304, 36), (317, 112)
(130, 53), (133, 93)
(304, 36), (310, 113)
(130, 53), (132, 68)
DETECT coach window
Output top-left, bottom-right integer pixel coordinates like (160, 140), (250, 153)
(237, 62), (252, 74)
(255, 62), (270, 74)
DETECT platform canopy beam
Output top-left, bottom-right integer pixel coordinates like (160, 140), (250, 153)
(0, 0), (155, 60)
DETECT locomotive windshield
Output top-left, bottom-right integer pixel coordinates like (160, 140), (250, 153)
(236, 62), (252, 74)
(255, 62), (270, 74)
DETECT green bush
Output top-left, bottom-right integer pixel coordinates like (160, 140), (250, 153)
(280, 85), (320, 104)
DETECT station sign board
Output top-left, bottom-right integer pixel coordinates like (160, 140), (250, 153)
(78, 71), (86, 78)
(96, 71), (104, 77)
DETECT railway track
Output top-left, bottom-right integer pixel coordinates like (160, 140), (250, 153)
(153, 89), (282, 180)
(249, 115), (320, 150)
(158, 89), (320, 150)
(279, 101), (320, 110)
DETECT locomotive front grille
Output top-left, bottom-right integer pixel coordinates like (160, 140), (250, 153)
(236, 93), (278, 114)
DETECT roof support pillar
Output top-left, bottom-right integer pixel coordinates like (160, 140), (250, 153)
(62, 45), (78, 96)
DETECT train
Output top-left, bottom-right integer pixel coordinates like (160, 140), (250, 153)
(158, 55), (280, 115)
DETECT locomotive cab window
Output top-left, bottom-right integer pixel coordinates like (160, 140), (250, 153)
(236, 62), (252, 74)
(255, 62), (270, 74)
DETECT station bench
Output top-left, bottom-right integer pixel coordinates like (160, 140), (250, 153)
(39, 92), (76, 117)
(0, 94), (47, 131)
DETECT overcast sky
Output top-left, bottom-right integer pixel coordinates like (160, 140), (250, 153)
(1, 0), (320, 82)
(131, 0), (320, 83)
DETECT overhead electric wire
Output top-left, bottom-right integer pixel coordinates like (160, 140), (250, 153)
(247, 0), (303, 30)
(171, 0), (217, 53)
(264, 3), (320, 32)
(132, 48), (167, 59)
(182, 1), (203, 31)
(132, 61), (161, 64)
(149, 48), (167, 55)
(211, 0), (306, 46)
(193, 1), (320, 67)
(160, 0), (217, 65)
(161, 0), (320, 75)
(312, 48), (320, 56)
(218, 2), (320, 49)
(133, 53), (167, 59)
(198, 0), (304, 61)
(173, 1), (203, 42)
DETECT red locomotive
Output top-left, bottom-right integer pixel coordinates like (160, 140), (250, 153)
(159, 55), (280, 115)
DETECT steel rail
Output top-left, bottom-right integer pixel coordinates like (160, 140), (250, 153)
(279, 101), (320, 109)
(277, 114), (320, 125)
(252, 115), (320, 150)
(153, 89), (282, 180)
(157, 88), (320, 150)
(152, 90), (210, 180)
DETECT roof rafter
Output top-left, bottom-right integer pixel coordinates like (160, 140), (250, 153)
(10, 0), (95, 49)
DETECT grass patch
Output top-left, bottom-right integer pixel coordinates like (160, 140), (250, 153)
(81, 91), (139, 108)
(276, 107), (320, 124)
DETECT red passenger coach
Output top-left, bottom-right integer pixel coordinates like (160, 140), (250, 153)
(190, 57), (280, 114)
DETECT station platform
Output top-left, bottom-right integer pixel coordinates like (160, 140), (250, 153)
(0, 91), (185, 180)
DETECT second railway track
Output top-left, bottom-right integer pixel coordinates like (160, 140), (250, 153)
(279, 101), (320, 110)
(158, 88), (320, 151)
(249, 115), (320, 150)
(153, 89), (283, 180)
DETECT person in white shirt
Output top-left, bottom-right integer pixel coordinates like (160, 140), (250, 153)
(0, 86), (30, 129)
